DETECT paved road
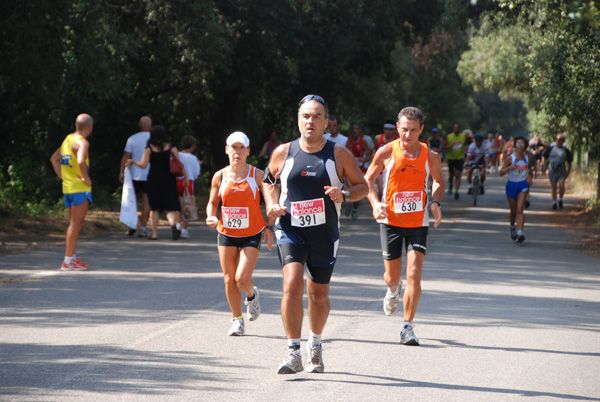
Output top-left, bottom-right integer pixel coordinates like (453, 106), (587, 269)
(1, 172), (599, 401)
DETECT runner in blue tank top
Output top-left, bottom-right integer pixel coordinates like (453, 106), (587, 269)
(264, 95), (368, 375)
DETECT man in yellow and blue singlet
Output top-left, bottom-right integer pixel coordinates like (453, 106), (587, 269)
(50, 114), (94, 271)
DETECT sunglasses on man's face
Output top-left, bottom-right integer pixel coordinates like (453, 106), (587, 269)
(299, 94), (326, 107)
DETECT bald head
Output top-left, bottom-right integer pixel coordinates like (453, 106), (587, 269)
(139, 116), (152, 132)
(75, 114), (93, 134)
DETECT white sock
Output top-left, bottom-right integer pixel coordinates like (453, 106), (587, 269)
(140, 226), (146, 231)
(389, 285), (400, 295)
(64, 256), (74, 264)
(403, 321), (412, 329)
(308, 331), (322, 349)
(517, 230), (523, 236)
(288, 339), (301, 351)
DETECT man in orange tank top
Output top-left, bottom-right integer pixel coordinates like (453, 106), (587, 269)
(365, 107), (445, 346)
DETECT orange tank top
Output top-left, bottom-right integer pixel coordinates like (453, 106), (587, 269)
(379, 142), (430, 228)
(217, 165), (266, 237)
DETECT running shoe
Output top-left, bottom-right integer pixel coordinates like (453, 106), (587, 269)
(351, 209), (358, 220)
(227, 318), (245, 336)
(467, 187), (473, 195)
(126, 228), (136, 236)
(525, 200), (530, 209)
(60, 260), (88, 271)
(244, 286), (261, 321)
(552, 202), (557, 210)
(277, 348), (303, 374)
(306, 344), (324, 373)
(400, 324), (420, 346)
(137, 228), (148, 238)
(480, 185), (485, 195)
(558, 200), (563, 209)
(510, 227), (518, 241)
(516, 233), (525, 243)
(180, 229), (190, 239)
(383, 284), (401, 316)
(454, 192), (459, 200)
(73, 257), (89, 269)
(448, 183), (453, 194)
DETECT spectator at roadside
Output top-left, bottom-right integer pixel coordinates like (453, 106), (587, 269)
(119, 116), (152, 237)
(177, 135), (202, 239)
(126, 125), (187, 240)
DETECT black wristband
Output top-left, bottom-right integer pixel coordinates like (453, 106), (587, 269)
(266, 225), (276, 232)
(431, 200), (441, 208)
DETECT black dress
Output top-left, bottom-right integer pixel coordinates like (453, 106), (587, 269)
(146, 146), (181, 212)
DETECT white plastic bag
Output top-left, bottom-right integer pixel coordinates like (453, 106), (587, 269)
(119, 167), (138, 229)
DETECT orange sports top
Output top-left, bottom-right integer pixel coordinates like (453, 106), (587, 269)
(217, 165), (266, 237)
(378, 141), (430, 228)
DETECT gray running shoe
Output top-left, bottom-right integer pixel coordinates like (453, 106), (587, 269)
(400, 324), (420, 346)
(227, 318), (245, 336)
(306, 344), (324, 373)
(351, 209), (358, 220)
(510, 227), (518, 241)
(516, 233), (525, 243)
(137, 228), (148, 238)
(244, 286), (261, 321)
(277, 349), (304, 374)
(558, 200), (563, 209)
(383, 283), (401, 316)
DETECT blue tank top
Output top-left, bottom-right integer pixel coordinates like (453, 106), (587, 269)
(277, 139), (343, 242)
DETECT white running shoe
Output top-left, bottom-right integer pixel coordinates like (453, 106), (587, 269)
(306, 344), (324, 373)
(244, 286), (261, 321)
(383, 283), (402, 316)
(400, 323), (420, 346)
(227, 318), (245, 336)
(277, 348), (303, 374)
(180, 229), (190, 239)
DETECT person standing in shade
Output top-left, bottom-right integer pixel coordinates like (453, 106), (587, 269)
(119, 116), (152, 237)
(365, 107), (445, 346)
(264, 95), (367, 374)
(444, 123), (466, 200)
(177, 135), (202, 239)
(126, 125), (187, 240)
(206, 132), (273, 336)
(50, 114), (94, 271)
(543, 133), (573, 210)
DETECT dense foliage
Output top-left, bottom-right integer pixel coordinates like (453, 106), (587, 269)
(1, 0), (596, 213)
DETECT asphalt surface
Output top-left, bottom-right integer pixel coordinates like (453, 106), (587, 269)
(1, 171), (599, 401)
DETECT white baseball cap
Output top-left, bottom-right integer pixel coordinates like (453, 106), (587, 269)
(226, 131), (250, 147)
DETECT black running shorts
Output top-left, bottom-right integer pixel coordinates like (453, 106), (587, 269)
(380, 224), (429, 260)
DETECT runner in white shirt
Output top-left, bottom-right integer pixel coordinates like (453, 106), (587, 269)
(119, 116), (152, 237)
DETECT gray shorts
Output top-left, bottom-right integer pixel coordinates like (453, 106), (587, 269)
(549, 167), (567, 183)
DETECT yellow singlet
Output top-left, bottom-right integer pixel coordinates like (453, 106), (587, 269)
(60, 133), (91, 194)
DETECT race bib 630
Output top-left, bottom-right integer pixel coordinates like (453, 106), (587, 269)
(393, 191), (424, 214)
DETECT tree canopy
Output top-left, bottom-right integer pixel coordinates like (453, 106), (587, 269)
(1, 0), (596, 212)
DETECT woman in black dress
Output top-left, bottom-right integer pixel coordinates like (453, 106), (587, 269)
(127, 125), (187, 240)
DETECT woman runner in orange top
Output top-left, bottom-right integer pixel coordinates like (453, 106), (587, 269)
(206, 132), (274, 337)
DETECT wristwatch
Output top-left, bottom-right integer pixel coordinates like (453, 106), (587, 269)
(342, 190), (350, 202)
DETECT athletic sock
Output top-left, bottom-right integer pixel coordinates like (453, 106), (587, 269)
(234, 315), (243, 321)
(64, 256), (74, 264)
(510, 225), (516, 231)
(246, 293), (255, 301)
(517, 230), (523, 236)
(288, 339), (301, 351)
(308, 331), (322, 349)
(403, 321), (412, 329)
